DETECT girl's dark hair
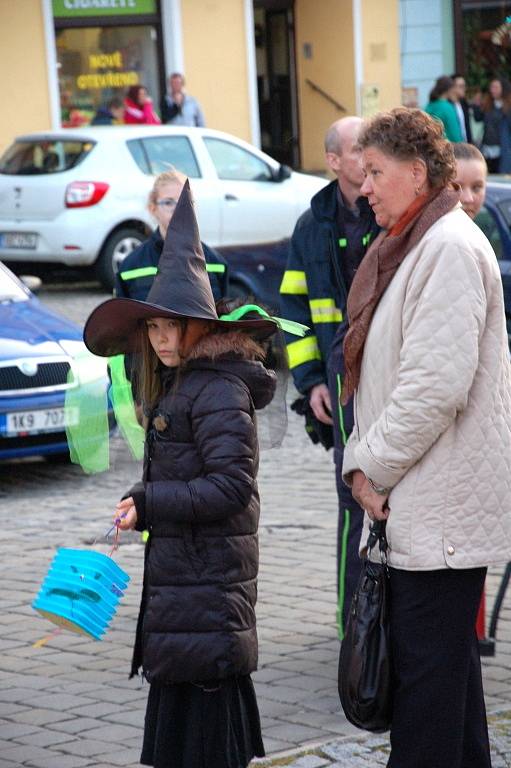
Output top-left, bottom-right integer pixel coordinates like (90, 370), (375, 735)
(429, 76), (454, 102)
(357, 107), (456, 189)
(126, 85), (146, 105)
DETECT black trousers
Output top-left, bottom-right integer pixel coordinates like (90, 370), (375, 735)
(387, 566), (491, 768)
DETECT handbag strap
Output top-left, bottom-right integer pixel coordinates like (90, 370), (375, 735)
(366, 521), (389, 566)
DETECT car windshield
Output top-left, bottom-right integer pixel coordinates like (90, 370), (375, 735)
(0, 140), (94, 175)
(0, 265), (29, 302)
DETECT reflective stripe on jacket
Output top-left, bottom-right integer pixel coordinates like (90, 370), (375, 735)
(114, 228), (228, 302)
(280, 180), (379, 394)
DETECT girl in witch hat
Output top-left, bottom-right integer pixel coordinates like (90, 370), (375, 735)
(83, 180), (306, 768)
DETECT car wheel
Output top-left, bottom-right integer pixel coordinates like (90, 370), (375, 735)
(96, 228), (145, 290)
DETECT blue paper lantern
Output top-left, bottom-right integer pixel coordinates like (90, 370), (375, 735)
(33, 548), (130, 641)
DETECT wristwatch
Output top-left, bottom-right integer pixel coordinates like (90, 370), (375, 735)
(368, 478), (391, 496)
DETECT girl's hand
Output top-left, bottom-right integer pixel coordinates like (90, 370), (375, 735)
(114, 497), (138, 530)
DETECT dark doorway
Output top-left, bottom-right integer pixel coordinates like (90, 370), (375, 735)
(254, 0), (299, 168)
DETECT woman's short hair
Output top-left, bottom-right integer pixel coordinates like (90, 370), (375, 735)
(148, 169), (187, 205)
(357, 107), (457, 189)
(452, 142), (486, 166)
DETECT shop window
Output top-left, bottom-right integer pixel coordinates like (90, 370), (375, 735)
(139, 137), (201, 178)
(56, 25), (160, 127)
(204, 138), (273, 182)
(459, 2), (511, 90)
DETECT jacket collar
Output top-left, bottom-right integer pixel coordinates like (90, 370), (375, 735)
(311, 179), (372, 224)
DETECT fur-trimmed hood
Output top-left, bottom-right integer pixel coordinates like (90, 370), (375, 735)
(184, 330), (277, 410)
(186, 330), (265, 362)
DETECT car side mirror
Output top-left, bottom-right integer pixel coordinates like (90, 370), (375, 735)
(273, 164), (292, 182)
(20, 275), (42, 292)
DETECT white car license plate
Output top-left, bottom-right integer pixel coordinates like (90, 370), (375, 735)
(0, 232), (38, 249)
(6, 407), (79, 435)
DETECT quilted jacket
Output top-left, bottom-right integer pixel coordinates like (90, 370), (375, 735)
(342, 206), (511, 570)
(129, 331), (276, 683)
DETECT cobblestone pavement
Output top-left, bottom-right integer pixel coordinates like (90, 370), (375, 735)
(0, 278), (510, 767)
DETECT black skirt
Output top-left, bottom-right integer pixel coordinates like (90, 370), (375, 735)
(140, 675), (265, 768)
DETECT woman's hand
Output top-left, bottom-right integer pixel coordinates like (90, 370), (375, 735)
(351, 470), (390, 522)
(114, 497), (138, 530)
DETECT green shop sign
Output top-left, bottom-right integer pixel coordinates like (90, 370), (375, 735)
(53, 0), (157, 17)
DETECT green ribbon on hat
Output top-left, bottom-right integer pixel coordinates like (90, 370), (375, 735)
(219, 303), (308, 337)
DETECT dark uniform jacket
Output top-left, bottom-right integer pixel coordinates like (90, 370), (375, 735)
(280, 180), (379, 396)
(129, 332), (277, 683)
(114, 228), (228, 301)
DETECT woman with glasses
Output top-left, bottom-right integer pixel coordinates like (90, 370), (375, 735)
(114, 169), (228, 302)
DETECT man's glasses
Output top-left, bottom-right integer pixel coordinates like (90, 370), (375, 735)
(155, 198), (178, 208)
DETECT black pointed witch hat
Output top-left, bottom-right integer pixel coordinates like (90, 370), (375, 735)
(83, 180), (278, 357)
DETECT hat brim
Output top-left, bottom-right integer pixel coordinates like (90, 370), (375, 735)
(83, 298), (278, 357)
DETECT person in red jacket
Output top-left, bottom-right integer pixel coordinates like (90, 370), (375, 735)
(124, 85), (161, 125)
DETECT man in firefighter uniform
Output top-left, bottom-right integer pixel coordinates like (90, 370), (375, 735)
(280, 116), (379, 638)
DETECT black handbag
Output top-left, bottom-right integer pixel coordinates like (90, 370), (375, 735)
(338, 520), (392, 732)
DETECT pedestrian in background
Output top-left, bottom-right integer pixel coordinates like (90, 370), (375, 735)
(480, 77), (511, 172)
(453, 142), (487, 220)
(162, 72), (205, 126)
(83, 182), (285, 768)
(450, 73), (478, 143)
(342, 106), (511, 768)
(425, 76), (462, 142)
(91, 96), (124, 126)
(124, 85), (161, 125)
(280, 117), (379, 639)
(115, 169), (227, 303)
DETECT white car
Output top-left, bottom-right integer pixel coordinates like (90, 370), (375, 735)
(0, 126), (327, 288)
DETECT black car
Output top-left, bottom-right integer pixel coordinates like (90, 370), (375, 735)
(475, 179), (511, 341)
(218, 240), (288, 313)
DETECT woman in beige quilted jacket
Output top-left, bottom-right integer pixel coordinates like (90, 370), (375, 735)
(341, 107), (511, 768)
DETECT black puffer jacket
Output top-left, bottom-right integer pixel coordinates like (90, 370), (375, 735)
(129, 331), (276, 684)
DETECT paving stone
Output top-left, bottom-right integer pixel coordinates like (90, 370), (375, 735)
(0, 744), (55, 764)
(51, 717), (102, 734)
(263, 722), (328, 744)
(91, 747), (143, 765)
(57, 737), (116, 757)
(14, 708), (84, 727)
(322, 741), (372, 760)
(0, 721), (39, 738)
(24, 754), (93, 768)
(78, 723), (140, 742)
(13, 729), (75, 748)
(285, 757), (331, 768)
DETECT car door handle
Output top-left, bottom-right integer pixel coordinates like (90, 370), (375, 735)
(224, 193), (239, 201)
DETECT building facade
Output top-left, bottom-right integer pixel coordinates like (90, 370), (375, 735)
(2, 0), (401, 171)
